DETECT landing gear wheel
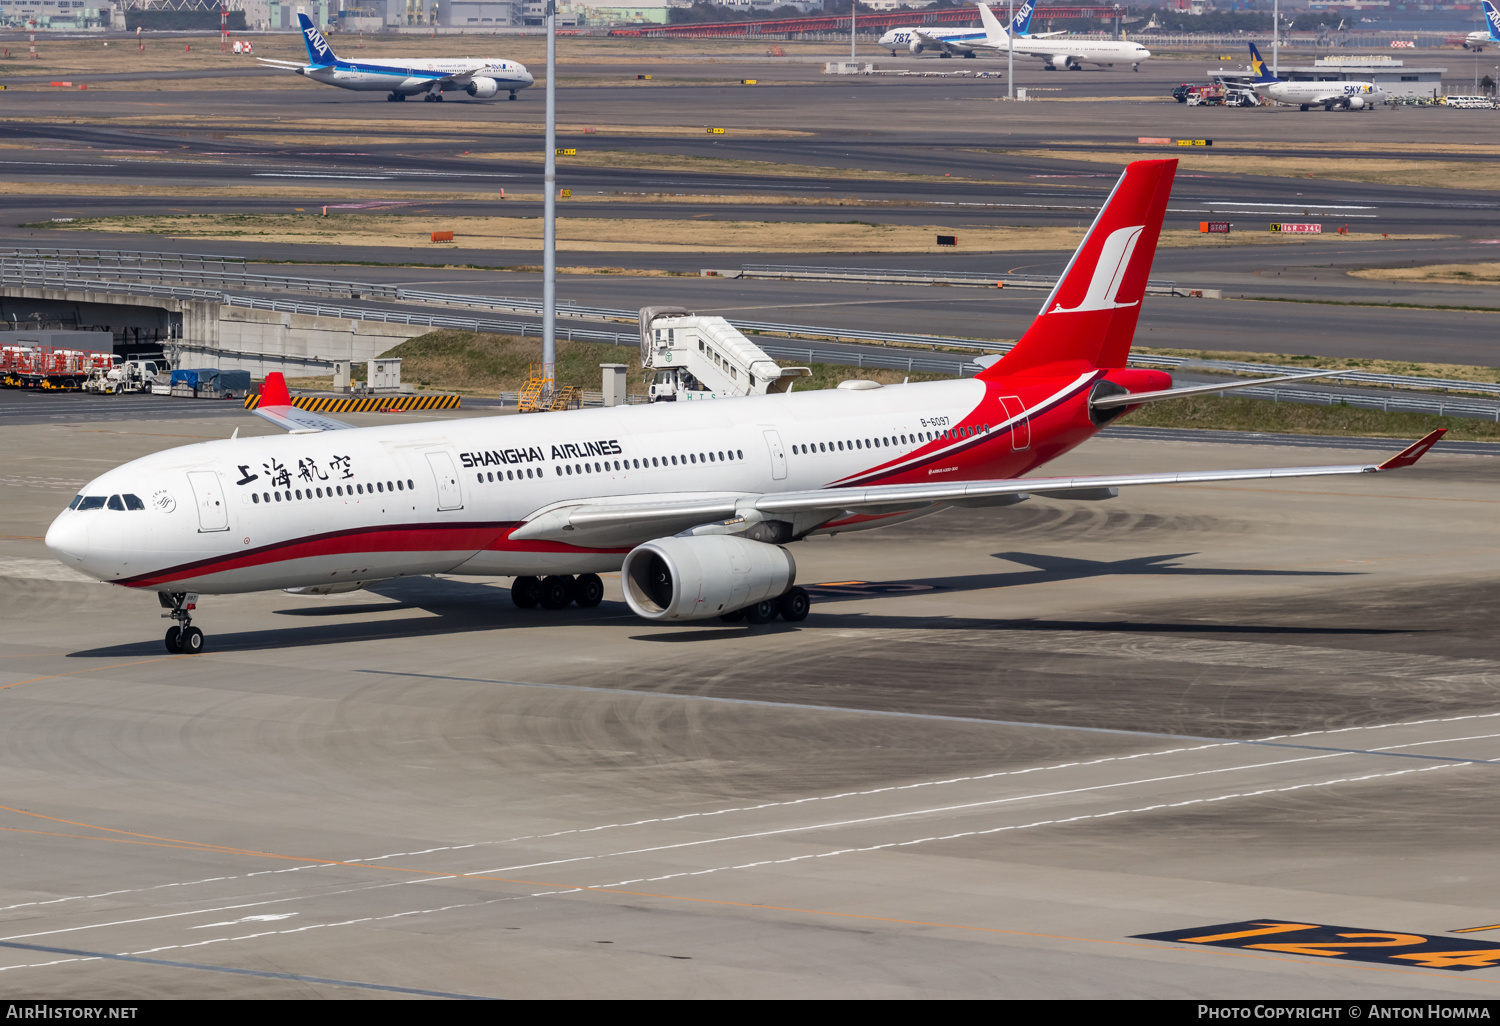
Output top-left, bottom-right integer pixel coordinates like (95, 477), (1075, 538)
(718, 610), (745, 624)
(164, 626), (182, 653)
(180, 626), (204, 654)
(539, 575), (575, 610)
(508, 91), (518, 101)
(511, 575), (541, 609)
(743, 599), (777, 625)
(776, 586), (810, 623)
(574, 573), (604, 608)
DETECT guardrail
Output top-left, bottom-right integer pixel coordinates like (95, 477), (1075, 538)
(11, 262), (1500, 407)
(0, 248), (248, 270)
(735, 264), (1180, 294)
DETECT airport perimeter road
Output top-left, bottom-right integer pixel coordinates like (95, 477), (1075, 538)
(3, 414), (1500, 998)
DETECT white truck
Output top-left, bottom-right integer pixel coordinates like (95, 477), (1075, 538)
(81, 358), (166, 395)
(639, 307), (810, 402)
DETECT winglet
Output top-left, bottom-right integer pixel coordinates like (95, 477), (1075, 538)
(260, 372), (292, 408)
(1376, 428), (1446, 471)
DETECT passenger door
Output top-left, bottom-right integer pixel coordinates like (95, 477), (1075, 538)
(187, 471), (229, 532)
(426, 451), (464, 511)
(762, 429), (787, 480)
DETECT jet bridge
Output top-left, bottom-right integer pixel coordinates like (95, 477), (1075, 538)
(639, 307), (811, 402)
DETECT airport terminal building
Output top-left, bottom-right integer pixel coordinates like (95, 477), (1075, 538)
(1215, 56), (1448, 99)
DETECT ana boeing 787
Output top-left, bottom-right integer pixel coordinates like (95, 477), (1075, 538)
(45, 159), (1443, 653)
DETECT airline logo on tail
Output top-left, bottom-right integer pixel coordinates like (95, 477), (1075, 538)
(1012, 0), (1036, 35)
(1487, 0), (1500, 39)
(1050, 226), (1144, 314)
(1247, 42), (1277, 82)
(299, 13), (335, 66)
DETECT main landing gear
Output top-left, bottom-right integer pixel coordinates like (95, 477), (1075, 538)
(159, 591), (204, 654)
(386, 91), (408, 102)
(718, 586), (810, 626)
(511, 574), (605, 611)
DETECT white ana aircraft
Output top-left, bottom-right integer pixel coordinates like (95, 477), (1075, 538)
(1464, 0), (1500, 49)
(877, 0), (1060, 58)
(45, 158), (1445, 654)
(257, 14), (533, 102)
(1247, 42), (1383, 110)
(976, 2), (1150, 70)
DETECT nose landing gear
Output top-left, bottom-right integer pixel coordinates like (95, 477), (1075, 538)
(159, 592), (204, 654)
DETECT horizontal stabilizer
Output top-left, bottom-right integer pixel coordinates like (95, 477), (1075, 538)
(1090, 369), (1344, 408)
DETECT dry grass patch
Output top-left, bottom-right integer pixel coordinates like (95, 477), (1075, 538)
(1349, 262), (1500, 287)
(1122, 392), (1500, 441)
(41, 212), (1439, 253)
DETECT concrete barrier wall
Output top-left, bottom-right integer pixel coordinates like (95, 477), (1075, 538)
(181, 301), (422, 375)
(1, 287), (425, 376)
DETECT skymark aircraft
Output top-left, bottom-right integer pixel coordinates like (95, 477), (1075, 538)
(45, 159), (1444, 654)
(258, 14), (533, 102)
(1464, 0), (1500, 49)
(1246, 42), (1383, 110)
(976, 3), (1151, 70)
(877, 0), (1059, 58)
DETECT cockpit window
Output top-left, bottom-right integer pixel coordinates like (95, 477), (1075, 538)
(76, 496), (106, 511)
(68, 495), (82, 510)
(123, 494), (145, 511)
(107, 495), (125, 511)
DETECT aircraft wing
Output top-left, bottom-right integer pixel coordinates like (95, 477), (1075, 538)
(509, 431), (1445, 545)
(432, 65), (493, 86)
(914, 30), (963, 51)
(249, 373), (356, 433)
(256, 58), (310, 69)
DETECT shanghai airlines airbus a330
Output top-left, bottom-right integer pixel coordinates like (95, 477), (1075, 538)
(45, 160), (1444, 654)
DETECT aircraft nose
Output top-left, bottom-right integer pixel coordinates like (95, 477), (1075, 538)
(45, 512), (89, 565)
(1139, 49), (1152, 59)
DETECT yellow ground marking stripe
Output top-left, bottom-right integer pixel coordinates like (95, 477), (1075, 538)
(0, 655), (190, 691)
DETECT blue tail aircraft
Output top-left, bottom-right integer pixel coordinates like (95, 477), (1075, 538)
(257, 14), (532, 102)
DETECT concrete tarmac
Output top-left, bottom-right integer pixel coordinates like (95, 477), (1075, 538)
(3, 407), (1500, 998)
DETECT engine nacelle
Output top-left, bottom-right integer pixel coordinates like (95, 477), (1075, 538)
(622, 535), (795, 622)
(1346, 94), (1365, 109)
(466, 77), (499, 99)
(908, 40), (925, 54)
(1047, 54), (1070, 69)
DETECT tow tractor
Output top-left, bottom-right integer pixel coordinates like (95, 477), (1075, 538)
(639, 307), (811, 402)
(81, 358), (166, 395)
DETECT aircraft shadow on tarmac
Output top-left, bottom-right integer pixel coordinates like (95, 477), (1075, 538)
(65, 554), (1395, 658)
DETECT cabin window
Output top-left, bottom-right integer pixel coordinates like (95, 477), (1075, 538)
(736, 450), (743, 459)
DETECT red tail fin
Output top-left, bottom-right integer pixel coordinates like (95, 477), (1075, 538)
(982, 159), (1177, 379)
(259, 372), (292, 407)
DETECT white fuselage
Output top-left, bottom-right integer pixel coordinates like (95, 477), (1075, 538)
(46, 379), (1022, 595)
(878, 26), (991, 54)
(1254, 79), (1384, 108)
(1002, 36), (1152, 68)
(302, 58), (533, 95)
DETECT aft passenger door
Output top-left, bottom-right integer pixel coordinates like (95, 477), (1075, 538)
(425, 451), (464, 510)
(998, 396), (1031, 451)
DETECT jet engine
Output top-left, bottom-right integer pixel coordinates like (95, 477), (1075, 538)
(466, 77), (499, 99)
(621, 535), (795, 622)
(908, 40), (925, 54)
(1346, 94), (1366, 109)
(1047, 54), (1071, 70)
